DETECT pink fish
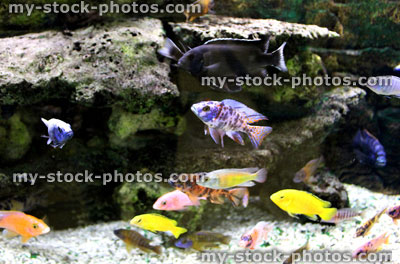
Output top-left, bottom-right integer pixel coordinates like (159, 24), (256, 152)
(353, 232), (390, 259)
(239, 221), (272, 250)
(153, 190), (203, 211)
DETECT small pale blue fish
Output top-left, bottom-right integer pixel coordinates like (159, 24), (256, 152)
(41, 118), (74, 149)
(353, 129), (386, 167)
(191, 99), (272, 149)
(366, 76), (400, 98)
(394, 65), (400, 72)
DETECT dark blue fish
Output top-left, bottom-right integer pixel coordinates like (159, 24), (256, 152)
(353, 129), (386, 167)
(159, 37), (287, 92)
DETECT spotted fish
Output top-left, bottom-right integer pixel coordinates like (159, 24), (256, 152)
(191, 99), (272, 149)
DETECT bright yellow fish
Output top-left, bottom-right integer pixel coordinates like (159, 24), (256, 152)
(270, 189), (337, 221)
(130, 214), (187, 239)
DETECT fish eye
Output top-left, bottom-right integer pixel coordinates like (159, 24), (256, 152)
(202, 106), (211, 112)
(280, 196), (284, 199)
(162, 201), (167, 206)
(33, 224), (39, 229)
(204, 177), (209, 182)
(137, 219), (142, 223)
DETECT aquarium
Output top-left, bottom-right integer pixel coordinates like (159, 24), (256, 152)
(0, 0), (399, 263)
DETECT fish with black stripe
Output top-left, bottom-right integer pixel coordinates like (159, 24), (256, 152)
(354, 207), (387, 237)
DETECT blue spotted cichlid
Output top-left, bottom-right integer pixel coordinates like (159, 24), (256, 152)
(353, 129), (386, 167)
(191, 99), (272, 149)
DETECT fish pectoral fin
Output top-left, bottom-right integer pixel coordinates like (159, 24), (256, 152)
(209, 194), (225, 205)
(208, 127), (223, 146)
(187, 194), (201, 204)
(21, 236), (32, 244)
(304, 214), (319, 221)
(126, 244), (134, 253)
(236, 181), (256, 187)
(226, 131), (245, 145)
(2, 229), (19, 239)
(288, 212), (299, 219)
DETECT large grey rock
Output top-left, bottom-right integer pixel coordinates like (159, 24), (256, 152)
(0, 18), (178, 110)
(170, 15), (340, 46)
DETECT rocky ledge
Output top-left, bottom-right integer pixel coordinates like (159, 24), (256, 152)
(0, 18), (178, 111)
(169, 15), (340, 46)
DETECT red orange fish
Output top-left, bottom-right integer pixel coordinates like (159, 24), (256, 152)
(0, 211), (50, 243)
(168, 173), (249, 207)
(184, 0), (214, 22)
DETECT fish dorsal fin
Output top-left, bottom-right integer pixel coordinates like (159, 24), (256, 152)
(148, 213), (176, 225)
(307, 192), (331, 208)
(204, 38), (269, 51)
(221, 99), (268, 124)
(0, 211), (25, 221)
(362, 129), (379, 141)
(41, 118), (50, 127)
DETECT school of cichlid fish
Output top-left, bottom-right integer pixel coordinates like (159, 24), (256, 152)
(1, 0), (399, 261)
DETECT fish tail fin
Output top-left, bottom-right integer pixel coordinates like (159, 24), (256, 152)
(222, 235), (232, 245)
(172, 227), (187, 239)
(384, 233), (390, 244)
(254, 168), (267, 183)
(320, 208), (337, 221)
(228, 188), (249, 207)
(247, 126), (273, 149)
(150, 245), (163, 255)
(158, 38), (184, 61)
(269, 42), (287, 72)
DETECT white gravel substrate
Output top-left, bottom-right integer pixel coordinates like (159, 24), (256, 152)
(0, 184), (399, 264)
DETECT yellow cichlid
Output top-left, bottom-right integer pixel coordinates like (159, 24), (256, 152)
(198, 168), (267, 189)
(130, 214), (187, 239)
(270, 189), (337, 221)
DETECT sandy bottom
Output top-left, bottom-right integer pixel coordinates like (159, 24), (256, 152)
(0, 184), (399, 264)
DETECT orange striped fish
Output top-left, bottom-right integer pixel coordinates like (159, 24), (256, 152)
(0, 211), (50, 243)
(168, 173), (249, 207)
